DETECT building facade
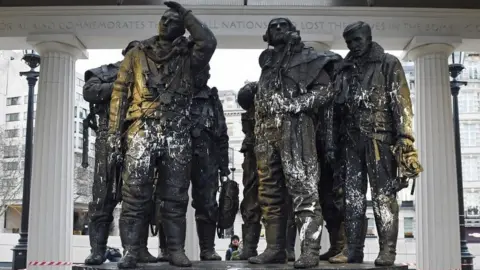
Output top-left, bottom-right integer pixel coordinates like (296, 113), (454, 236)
(0, 50), (96, 234)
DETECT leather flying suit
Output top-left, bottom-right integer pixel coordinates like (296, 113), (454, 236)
(251, 43), (337, 268)
(334, 42), (413, 265)
(313, 52), (347, 261)
(235, 83), (296, 261)
(108, 11), (217, 268)
(83, 63), (122, 265)
(190, 85), (228, 260)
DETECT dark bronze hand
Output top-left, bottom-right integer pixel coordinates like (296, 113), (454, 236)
(164, 1), (188, 16)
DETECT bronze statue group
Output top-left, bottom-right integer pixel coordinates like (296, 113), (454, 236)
(81, 1), (423, 269)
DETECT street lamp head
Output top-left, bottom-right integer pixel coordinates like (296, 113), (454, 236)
(451, 51), (466, 65)
(449, 51), (466, 80)
(22, 50), (41, 70)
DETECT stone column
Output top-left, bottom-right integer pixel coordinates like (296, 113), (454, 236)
(26, 34), (87, 270)
(406, 38), (461, 270)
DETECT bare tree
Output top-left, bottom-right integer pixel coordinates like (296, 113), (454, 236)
(0, 126), (26, 218)
(74, 152), (94, 204)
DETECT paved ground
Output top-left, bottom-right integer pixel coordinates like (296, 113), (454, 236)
(72, 261), (408, 270)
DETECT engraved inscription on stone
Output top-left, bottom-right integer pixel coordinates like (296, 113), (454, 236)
(0, 17), (478, 35)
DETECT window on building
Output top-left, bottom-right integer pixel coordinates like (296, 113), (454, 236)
(74, 106), (78, 118)
(3, 145), (19, 158)
(366, 218), (376, 237)
(79, 122), (84, 133)
(460, 122), (480, 147)
(77, 78), (85, 87)
(24, 94), (37, 104)
(78, 137), (83, 149)
(23, 111), (36, 120)
(404, 217), (415, 238)
(464, 188), (480, 218)
(458, 91), (480, 113)
(6, 113), (20, 122)
(471, 67), (479, 80)
(7, 96), (21, 106)
(4, 162), (18, 171)
(227, 123), (234, 137)
(0, 178), (16, 189)
(79, 108), (87, 119)
(5, 129), (19, 138)
(462, 155), (480, 182)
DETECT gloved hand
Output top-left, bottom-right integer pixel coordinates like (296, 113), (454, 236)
(283, 30), (301, 45)
(164, 1), (190, 18)
(392, 137), (414, 157)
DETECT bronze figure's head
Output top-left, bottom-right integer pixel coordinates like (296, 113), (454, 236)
(343, 21), (372, 58)
(263, 18), (298, 47)
(158, 9), (186, 42)
(237, 82), (258, 110)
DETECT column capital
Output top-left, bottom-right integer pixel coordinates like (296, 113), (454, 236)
(26, 33), (88, 60)
(404, 36), (461, 61)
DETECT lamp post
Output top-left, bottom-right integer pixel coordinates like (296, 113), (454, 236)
(449, 51), (475, 270)
(229, 147), (236, 182)
(11, 50), (40, 270)
(222, 147), (236, 238)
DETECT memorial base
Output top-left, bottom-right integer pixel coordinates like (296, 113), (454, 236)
(72, 261), (408, 270)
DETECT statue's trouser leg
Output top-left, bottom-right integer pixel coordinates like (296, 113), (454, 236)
(317, 141), (345, 261)
(367, 141), (399, 266)
(343, 136), (369, 263)
(248, 139), (288, 265)
(157, 130), (192, 267)
(234, 149), (261, 261)
(157, 225), (169, 261)
(280, 116), (323, 269)
(191, 134), (221, 261)
(285, 195), (297, 262)
(85, 134), (118, 265)
(117, 128), (155, 269)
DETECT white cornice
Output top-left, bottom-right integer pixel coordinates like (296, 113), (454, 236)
(2, 5), (480, 51)
(0, 6), (479, 18)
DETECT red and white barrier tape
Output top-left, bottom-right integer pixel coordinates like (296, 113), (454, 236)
(28, 261), (73, 266)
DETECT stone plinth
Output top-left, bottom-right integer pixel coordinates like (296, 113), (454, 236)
(72, 261), (408, 270)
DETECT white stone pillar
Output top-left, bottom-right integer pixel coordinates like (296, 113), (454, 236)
(406, 40), (461, 270)
(26, 34), (87, 270)
(185, 186), (199, 260)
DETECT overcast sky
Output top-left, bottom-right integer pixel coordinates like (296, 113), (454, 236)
(75, 49), (403, 92)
